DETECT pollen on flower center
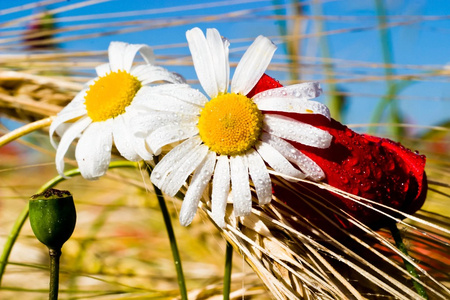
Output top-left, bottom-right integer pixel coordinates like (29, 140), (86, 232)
(84, 70), (141, 122)
(198, 93), (263, 156)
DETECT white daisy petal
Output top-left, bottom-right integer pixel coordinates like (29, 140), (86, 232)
(262, 133), (325, 181)
(55, 116), (91, 177)
(50, 105), (86, 148)
(75, 119), (113, 180)
(255, 97), (330, 120)
(151, 136), (202, 188)
(206, 28), (229, 94)
(95, 63), (110, 77)
(131, 65), (184, 84)
(54, 122), (72, 140)
(253, 82), (322, 100)
(211, 155), (231, 228)
(231, 35), (276, 95)
(128, 109), (197, 137)
(108, 41), (128, 72)
(132, 86), (202, 115)
(135, 84), (208, 107)
(123, 43), (155, 71)
(256, 141), (306, 181)
(264, 114), (332, 149)
(147, 123), (199, 154)
(253, 83), (330, 120)
(134, 137), (153, 161)
(161, 145), (209, 197)
(112, 114), (141, 161)
(246, 149), (272, 205)
(179, 152), (216, 226)
(223, 38), (230, 91)
(186, 27), (219, 98)
(230, 155), (252, 217)
(135, 94), (202, 115)
(120, 111), (154, 161)
(58, 89), (87, 116)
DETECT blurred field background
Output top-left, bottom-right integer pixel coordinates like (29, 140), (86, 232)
(0, 0), (449, 299)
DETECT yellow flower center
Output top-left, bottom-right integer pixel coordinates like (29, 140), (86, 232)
(198, 93), (263, 156)
(84, 70), (141, 122)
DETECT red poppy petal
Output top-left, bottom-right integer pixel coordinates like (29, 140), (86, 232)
(246, 73), (283, 99)
(252, 74), (427, 230)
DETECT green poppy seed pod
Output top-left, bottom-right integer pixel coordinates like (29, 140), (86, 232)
(29, 189), (76, 250)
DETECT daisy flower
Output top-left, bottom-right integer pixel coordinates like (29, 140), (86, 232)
(136, 28), (333, 227)
(50, 41), (183, 180)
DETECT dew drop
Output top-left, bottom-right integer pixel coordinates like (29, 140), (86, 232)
(374, 168), (382, 180)
(351, 187), (360, 197)
(340, 176), (349, 184)
(360, 182), (371, 192)
(401, 181), (410, 193)
(346, 157), (359, 167)
(387, 159), (395, 171)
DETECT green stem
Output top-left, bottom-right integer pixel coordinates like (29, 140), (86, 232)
(223, 241), (233, 300)
(389, 223), (428, 299)
(0, 161), (138, 286)
(146, 165), (187, 300)
(48, 248), (61, 300)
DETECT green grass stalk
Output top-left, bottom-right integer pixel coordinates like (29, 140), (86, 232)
(389, 223), (428, 299)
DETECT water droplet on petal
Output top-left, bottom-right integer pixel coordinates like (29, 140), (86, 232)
(387, 159), (395, 171)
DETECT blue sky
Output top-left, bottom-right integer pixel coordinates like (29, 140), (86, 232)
(1, 0), (449, 132)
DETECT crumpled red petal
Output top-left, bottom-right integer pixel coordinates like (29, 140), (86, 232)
(249, 74), (427, 231)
